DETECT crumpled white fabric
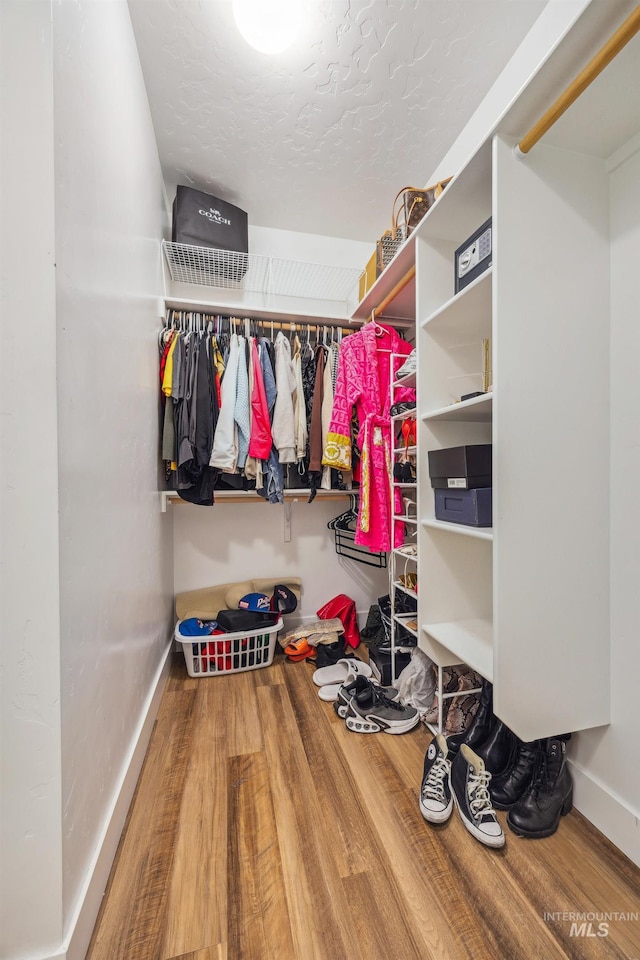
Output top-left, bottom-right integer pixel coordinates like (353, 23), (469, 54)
(395, 647), (436, 714)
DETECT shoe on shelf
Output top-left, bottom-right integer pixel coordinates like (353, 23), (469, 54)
(506, 738), (573, 839)
(419, 734), (453, 824)
(396, 350), (416, 379)
(333, 674), (398, 718)
(450, 744), (505, 848)
(344, 678), (419, 734)
(396, 543), (417, 556)
(390, 401), (416, 417)
(401, 461), (416, 483)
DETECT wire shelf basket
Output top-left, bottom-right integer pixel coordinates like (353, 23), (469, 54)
(162, 240), (361, 304)
(328, 495), (387, 569)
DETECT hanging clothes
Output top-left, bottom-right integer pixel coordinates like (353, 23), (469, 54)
(272, 331), (297, 463)
(292, 335), (308, 465)
(234, 336), (251, 470)
(320, 344), (335, 490)
(307, 343), (327, 501)
(210, 332), (239, 471)
(322, 322), (412, 552)
(256, 338), (284, 504)
(248, 336), (272, 460)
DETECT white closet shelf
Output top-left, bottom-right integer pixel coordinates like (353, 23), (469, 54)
(162, 240), (361, 309)
(422, 269), (492, 334)
(422, 518), (493, 541)
(391, 408), (416, 421)
(392, 613), (418, 638)
(423, 392), (493, 422)
(164, 296), (359, 326)
(392, 580), (418, 600)
(392, 372), (416, 390)
(392, 547), (417, 560)
(422, 618), (493, 681)
(393, 482), (418, 490)
(161, 488), (351, 512)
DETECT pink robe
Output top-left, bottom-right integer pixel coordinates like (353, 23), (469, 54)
(322, 323), (413, 552)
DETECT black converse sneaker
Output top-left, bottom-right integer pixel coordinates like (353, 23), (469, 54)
(344, 680), (419, 735)
(450, 744), (505, 848)
(333, 674), (399, 719)
(419, 735), (453, 824)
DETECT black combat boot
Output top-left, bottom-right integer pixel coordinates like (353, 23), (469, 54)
(446, 679), (494, 755)
(490, 738), (540, 809)
(507, 737), (573, 839)
(474, 720), (517, 777)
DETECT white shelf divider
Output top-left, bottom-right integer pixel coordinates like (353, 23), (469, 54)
(422, 618), (493, 681)
(422, 518), (493, 542)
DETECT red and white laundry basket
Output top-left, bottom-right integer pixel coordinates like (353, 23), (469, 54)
(175, 618), (282, 677)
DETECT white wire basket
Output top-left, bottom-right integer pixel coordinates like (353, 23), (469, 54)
(162, 240), (361, 303)
(175, 618), (282, 677)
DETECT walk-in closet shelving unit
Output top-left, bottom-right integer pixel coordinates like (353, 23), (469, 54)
(408, 12), (631, 740)
(354, 7), (636, 735)
(355, 240), (481, 731)
(388, 361), (417, 683)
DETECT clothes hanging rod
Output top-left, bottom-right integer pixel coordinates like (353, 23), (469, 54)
(373, 265), (416, 320)
(515, 3), (640, 157)
(165, 309), (355, 336)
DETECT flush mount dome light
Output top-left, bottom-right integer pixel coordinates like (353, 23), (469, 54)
(232, 0), (304, 54)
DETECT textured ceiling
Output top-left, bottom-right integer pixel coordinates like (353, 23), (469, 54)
(128, 0), (549, 242)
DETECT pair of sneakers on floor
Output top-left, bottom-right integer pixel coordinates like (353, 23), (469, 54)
(312, 658), (420, 735)
(419, 734), (505, 848)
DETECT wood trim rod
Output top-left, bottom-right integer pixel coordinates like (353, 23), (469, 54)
(373, 265), (416, 320)
(516, 3), (640, 156)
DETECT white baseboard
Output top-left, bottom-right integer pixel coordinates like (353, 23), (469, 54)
(60, 638), (175, 960)
(569, 759), (640, 869)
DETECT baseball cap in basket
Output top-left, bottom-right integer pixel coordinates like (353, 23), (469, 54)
(271, 584), (298, 614)
(238, 593), (272, 613)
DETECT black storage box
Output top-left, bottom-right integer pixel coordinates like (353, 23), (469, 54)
(368, 646), (412, 687)
(434, 487), (492, 527)
(171, 186), (248, 280)
(428, 444), (492, 490)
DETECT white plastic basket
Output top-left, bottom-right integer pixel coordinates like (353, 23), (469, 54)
(175, 618), (282, 677)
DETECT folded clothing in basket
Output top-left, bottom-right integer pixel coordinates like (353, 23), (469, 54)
(217, 609), (280, 631)
(179, 618), (225, 637)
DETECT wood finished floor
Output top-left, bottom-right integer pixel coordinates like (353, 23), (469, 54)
(87, 651), (640, 960)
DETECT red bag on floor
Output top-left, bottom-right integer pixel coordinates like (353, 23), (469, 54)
(316, 594), (360, 649)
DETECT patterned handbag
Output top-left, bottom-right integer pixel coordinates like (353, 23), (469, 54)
(391, 178), (453, 240)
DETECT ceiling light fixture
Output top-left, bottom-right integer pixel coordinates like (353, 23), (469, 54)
(232, 0), (304, 54)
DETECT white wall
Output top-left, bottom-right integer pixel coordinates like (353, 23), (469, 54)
(53, 0), (174, 954)
(2, 1), (174, 959)
(568, 141), (640, 864)
(0, 4), (64, 958)
(172, 498), (389, 624)
(427, 0), (592, 185)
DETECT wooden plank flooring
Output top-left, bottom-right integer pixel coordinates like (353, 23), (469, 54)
(87, 651), (640, 960)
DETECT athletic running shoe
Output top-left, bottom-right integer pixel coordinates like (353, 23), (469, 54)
(344, 679), (419, 735)
(333, 674), (398, 719)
